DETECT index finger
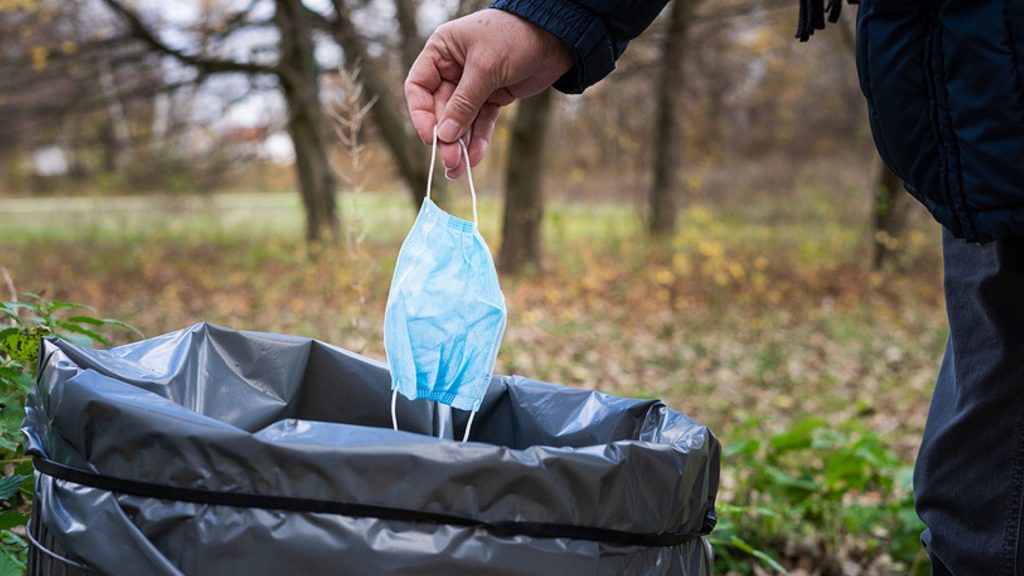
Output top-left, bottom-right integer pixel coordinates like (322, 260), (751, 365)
(405, 46), (444, 145)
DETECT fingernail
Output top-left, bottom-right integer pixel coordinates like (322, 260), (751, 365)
(438, 119), (461, 142)
(445, 168), (456, 180)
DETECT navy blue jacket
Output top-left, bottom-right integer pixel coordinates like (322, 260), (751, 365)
(490, 0), (669, 93)
(856, 0), (1024, 242)
(494, 0), (1024, 242)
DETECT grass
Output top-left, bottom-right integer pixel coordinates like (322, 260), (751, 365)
(1, 183), (947, 573)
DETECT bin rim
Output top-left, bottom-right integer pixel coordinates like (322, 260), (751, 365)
(27, 323), (720, 541)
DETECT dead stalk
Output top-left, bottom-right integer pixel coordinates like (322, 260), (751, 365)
(328, 61), (377, 352)
(0, 266), (15, 302)
(0, 266), (17, 326)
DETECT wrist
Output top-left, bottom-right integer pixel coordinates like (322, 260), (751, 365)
(489, 0), (612, 94)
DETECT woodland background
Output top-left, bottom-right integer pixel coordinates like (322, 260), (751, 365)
(1, 1), (941, 574)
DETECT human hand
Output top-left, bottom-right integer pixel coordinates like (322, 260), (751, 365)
(404, 9), (573, 179)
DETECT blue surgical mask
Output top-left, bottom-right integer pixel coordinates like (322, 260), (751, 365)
(384, 128), (507, 441)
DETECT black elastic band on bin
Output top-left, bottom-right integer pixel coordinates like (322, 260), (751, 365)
(34, 456), (698, 547)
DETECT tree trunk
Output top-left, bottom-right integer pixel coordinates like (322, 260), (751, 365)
(98, 123), (119, 173)
(499, 90), (553, 275)
(276, 0), (338, 242)
(394, 0), (422, 75)
(649, 0), (695, 236)
(98, 61), (132, 171)
(871, 163), (907, 270)
(66, 117), (88, 180)
(329, 0), (435, 208)
(150, 91), (170, 148)
(836, 17), (910, 270)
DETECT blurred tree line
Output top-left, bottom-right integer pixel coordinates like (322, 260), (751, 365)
(0, 0), (909, 269)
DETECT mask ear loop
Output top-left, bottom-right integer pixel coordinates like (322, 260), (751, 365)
(426, 127), (438, 201)
(425, 126), (479, 226)
(391, 389), (399, 431)
(457, 137), (479, 441)
(456, 136), (480, 442)
(421, 126), (481, 443)
(462, 409), (477, 443)
(458, 139), (479, 226)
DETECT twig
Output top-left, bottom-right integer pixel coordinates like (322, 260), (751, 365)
(98, 0), (278, 76)
(0, 267), (15, 302)
(0, 266), (17, 325)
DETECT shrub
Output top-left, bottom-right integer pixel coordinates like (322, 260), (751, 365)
(0, 293), (140, 574)
(712, 417), (929, 575)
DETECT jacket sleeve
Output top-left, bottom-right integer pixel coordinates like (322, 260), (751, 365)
(489, 0), (669, 94)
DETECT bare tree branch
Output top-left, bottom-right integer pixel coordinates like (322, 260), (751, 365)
(98, 0), (279, 76)
(0, 78), (202, 119)
(321, 0), (432, 206)
(199, 0), (265, 39)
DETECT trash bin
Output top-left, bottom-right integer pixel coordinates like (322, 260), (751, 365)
(24, 323), (720, 575)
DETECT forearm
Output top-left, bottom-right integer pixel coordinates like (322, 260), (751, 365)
(490, 0), (669, 94)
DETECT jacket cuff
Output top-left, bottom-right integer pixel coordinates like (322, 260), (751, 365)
(490, 0), (616, 94)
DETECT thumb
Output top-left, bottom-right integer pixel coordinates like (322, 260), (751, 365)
(438, 60), (495, 143)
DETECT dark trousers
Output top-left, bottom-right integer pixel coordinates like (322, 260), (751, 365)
(915, 229), (1024, 575)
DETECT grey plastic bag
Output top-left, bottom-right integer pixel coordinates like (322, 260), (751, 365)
(24, 323), (719, 575)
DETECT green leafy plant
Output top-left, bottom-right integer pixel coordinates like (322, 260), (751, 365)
(709, 502), (788, 573)
(0, 291), (141, 574)
(713, 417), (929, 575)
